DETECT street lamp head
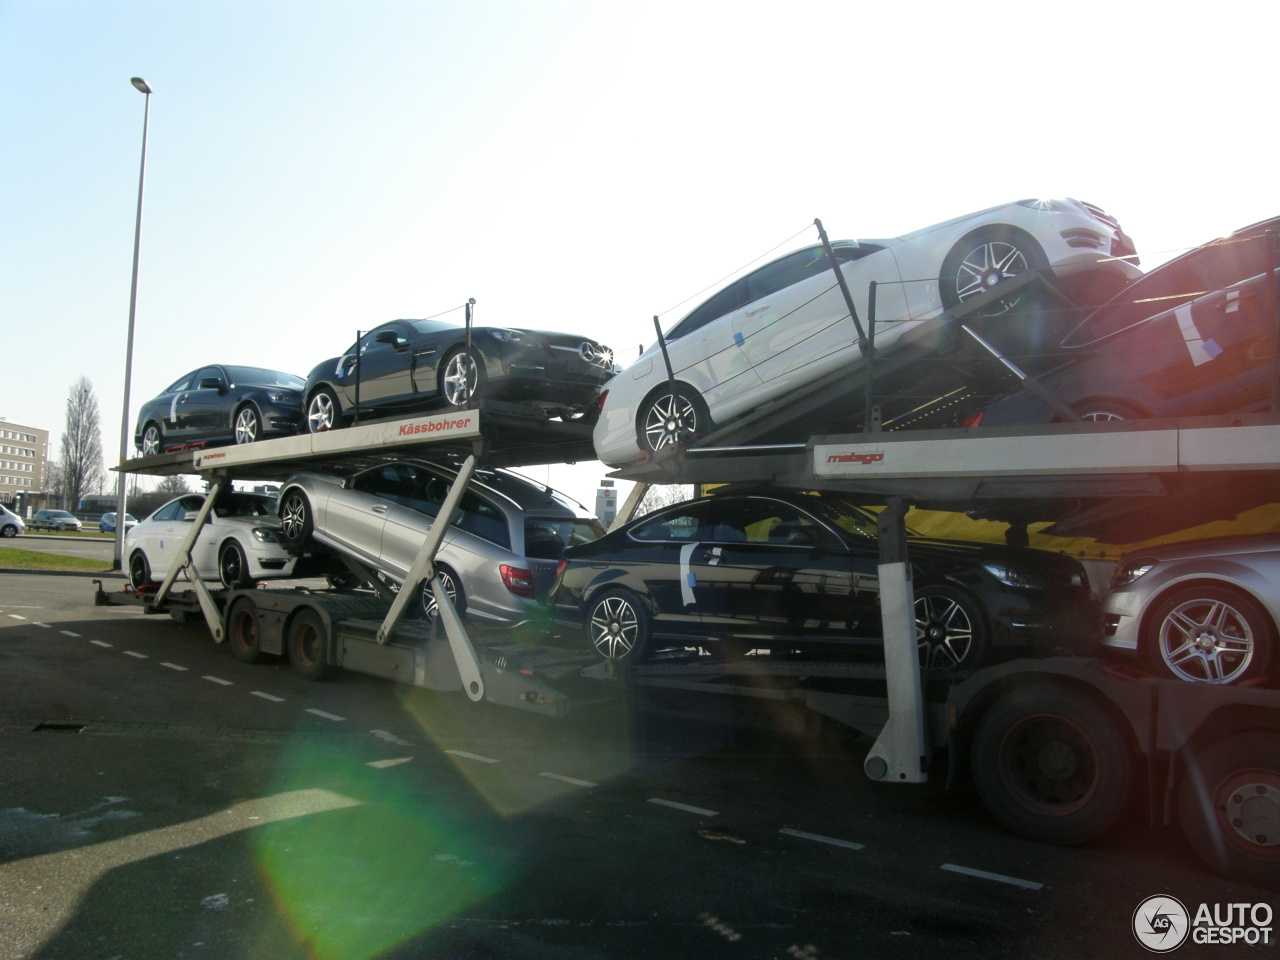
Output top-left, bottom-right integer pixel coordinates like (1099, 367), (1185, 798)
(131, 77), (152, 95)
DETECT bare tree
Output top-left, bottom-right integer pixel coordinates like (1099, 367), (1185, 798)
(636, 484), (693, 516)
(45, 459), (67, 509)
(156, 474), (191, 496)
(59, 377), (105, 512)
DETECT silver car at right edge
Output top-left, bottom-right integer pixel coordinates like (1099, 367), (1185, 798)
(1103, 534), (1280, 685)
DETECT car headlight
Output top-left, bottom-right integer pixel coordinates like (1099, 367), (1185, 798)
(251, 527), (279, 544)
(267, 392), (295, 403)
(1111, 558), (1157, 589)
(489, 329), (527, 344)
(981, 562), (1045, 590)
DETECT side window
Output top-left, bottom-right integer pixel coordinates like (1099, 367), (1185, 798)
(153, 500), (185, 521)
(703, 498), (822, 545)
(629, 503), (707, 542)
(666, 280), (747, 341)
(166, 371), (197, 393)
(353, 464), (419, 505)
(453, 492), (511, 548)
(744, 248), (832, 302)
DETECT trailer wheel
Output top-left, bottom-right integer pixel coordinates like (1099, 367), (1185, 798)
(1177, 731), (1280, 886)
(586, 589), (651, 663)
(971, 683), (1131, 844)
(227, 596), (263, 663)
(287, 608), (332, 680)
(939, 227), (1046, 317)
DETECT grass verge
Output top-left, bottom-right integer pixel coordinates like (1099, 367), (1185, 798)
(0, 547), (113, 573)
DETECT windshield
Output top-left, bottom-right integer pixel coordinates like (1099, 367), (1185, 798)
(224, 366), (305, 389)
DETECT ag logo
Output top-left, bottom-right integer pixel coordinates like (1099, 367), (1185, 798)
(1133, 895), (1190, 952)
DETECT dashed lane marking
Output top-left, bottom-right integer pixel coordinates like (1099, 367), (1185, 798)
(251, 691), (285, 703)
(446, 750), (499, 764)
(161, 662), (188, 672)
(368, 757), (415, 769)
(91, 640), (113, 648)
(306, 708), (344, 722)
(648, 798), (719, 817)
(60, 630), (81, 637)
(124, 651), (148, 659)
(8, 614), (27, 620)
(33, 622), (51, 629)
(539, 772), (599, 788)
(941, 863), (1044, 891)
(203, 676), (233, 686)
(779, 828), (866, 851)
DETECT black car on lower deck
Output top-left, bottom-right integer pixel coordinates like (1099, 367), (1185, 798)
(548, 491), (1099, 670)
(301, 317), (617, 433)
(134, 364), (305, 456)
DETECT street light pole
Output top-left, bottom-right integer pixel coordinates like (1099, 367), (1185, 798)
(113, 76), (152, 571)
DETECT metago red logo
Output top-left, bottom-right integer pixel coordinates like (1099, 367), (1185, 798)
(826, 451), (884, 465)
(398, 416), (474, 436)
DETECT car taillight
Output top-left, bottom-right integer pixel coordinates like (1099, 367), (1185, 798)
(961, 410), (987, 428)
(500, 564), (536, 598)
(553, 558), (568, 585)
(595, 389), (609, 417)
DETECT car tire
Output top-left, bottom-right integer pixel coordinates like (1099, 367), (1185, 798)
(971, 683), (1132, 844)
(0, 524), (16, 538)
(226, 596), (263, 663)
(287, 607), (332, 680)
(914, 584), (990, 671)
(1144, 584), (1274, 685)
(1176, 730), (1280, 886)
(326, 569), (365, 593)
(637, 385), (713, 458)
(278, 490), (313, 548)
(306, 387), (342, 433)
(440, 348), (486, 407)
(585, 588), (652, 663)
(140, 422), (163, 457)
(218, 539), (253, 589)
(418, 566), (466, 624)
(128, 550), (152, 590)
(939, 227), (1047, 317)
(233, 405), (262, 445)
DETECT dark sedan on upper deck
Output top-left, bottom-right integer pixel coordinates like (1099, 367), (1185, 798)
(301, 318), (618, 432)
(134, 365), (305, 456)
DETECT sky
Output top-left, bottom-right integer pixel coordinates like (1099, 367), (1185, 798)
(2, 0), (1276, 510)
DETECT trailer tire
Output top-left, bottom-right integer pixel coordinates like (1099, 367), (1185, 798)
(1177, 731), (1280, 886)
(971, 683), (1131, 844)
(287, 608), (332, 680)
(227, 596), (263, 663)
(586, 588), (652, 663)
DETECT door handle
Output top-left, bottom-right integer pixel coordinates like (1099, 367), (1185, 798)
(371, 504), (389, 514)
(744, 305), (769, 317)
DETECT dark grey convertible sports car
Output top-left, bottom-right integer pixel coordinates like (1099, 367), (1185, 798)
(134, 364), (305, 456)
(301, 317), (617, 432)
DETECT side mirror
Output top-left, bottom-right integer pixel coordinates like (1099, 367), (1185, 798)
(182, 511), (199, 522)
(199, 377), (227, 393)
(375, 331), (405, 348)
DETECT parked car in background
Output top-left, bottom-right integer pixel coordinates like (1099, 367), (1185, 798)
(30, 509), (82, 531)
(301, 318), (618, 433)
(0, 504), (24, 538)
(1103, 534), (1279, 686)
(548, 490), (1099, 670)
(125, 492), (296, 590)
(99, 512), (138, 534)
(593, 198), (1141, 466)
(276, 460), (604, 627)
(967, 217), (1279, 426)
(134, 364), (305, 456)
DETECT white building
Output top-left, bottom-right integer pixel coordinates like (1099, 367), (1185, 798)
(0, 418), (48, 507)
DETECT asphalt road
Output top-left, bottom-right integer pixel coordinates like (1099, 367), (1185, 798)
(0, 572), (1273, 960)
